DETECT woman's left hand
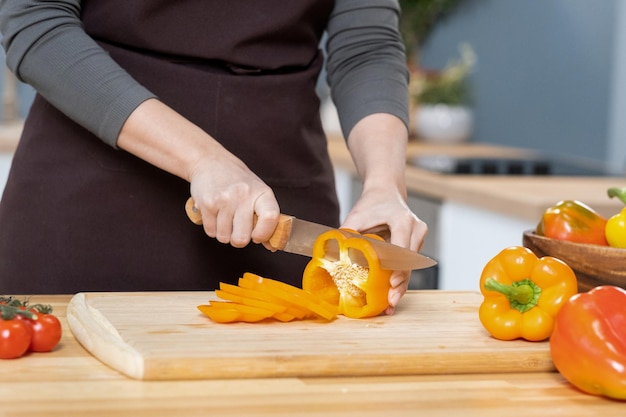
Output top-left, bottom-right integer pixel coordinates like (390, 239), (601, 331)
(341, 187), (428, 315)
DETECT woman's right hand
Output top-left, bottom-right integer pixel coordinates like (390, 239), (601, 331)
(188, 153), (281, 248)
(117, 98), (281, 249)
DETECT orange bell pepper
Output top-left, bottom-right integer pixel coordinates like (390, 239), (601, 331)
(478, 246), (578, 341)
(536, 200), (608, 246)
(302, 229), (391, 319)
(550, 285), (626, 400)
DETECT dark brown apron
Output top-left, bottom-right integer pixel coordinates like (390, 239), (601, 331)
(0, 0), (339, 294)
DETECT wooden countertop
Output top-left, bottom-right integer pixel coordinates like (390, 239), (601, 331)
(328, 137), (625, 221)
(2, 294), (623, 416)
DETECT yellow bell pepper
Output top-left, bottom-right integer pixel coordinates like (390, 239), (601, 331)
(478, 246), (578, 342)
(606, 187), (626, 248)
(302, 229), (391, 319)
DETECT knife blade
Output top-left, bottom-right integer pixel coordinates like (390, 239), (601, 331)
(185, 197), (437, 271)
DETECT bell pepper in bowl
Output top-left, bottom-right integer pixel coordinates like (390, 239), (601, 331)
(536, 200), (608, 246)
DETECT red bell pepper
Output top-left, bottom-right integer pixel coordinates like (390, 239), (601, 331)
(536, 200), (608, 246)
(550, 285), (626, 399)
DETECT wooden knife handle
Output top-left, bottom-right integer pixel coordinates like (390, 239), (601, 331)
(184, 197), (204, 225)
(185, 197), (293, 250)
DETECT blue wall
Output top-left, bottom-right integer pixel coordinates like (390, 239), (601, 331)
(418, 0), (617, 163)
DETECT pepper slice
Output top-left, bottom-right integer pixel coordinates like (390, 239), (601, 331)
(240, 272), (337, 321)
(198, 272), (337, 323)
(536, 200), (608, 246)
(550, 285), (626, 400)
(478, 246), (578, 341)
(302, 229), (391, 319)
(235, 277), (310, 319)
(197, 303), (271, 323)
(215, 285), (296, 322)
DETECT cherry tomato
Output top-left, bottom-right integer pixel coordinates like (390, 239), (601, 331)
(27, 313), (62, 352)
(0, 319), (32, 359)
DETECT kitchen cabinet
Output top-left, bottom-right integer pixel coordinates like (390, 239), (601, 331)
(437, 200), (536, 290)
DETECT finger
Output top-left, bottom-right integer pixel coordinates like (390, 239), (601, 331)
(251, 192), (280, 244)
(385, 216), (427, 254)
(390, 270), (410, 288)
(410, 220), (429, 252)
(214, 207), (235, 244)
(385, 270), (410, 315)
(385, 285), (408, 315)
(385, 217), (413, 249)
(230, 207), (254, 248)
(252, 211), (281, 245)
(197, 204), (218, 239)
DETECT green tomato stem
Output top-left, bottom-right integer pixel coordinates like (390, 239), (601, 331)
(0, 304), (37, 320)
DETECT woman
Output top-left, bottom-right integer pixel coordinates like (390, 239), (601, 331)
(0, 0), (427, 314)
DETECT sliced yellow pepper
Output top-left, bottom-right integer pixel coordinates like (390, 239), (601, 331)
(235, 277), (310, 319)
(302, 229), (391, 319)
(197, 272), (337, 324)
(215, 284), (295, 322)
(197, 302), (272, 323)
(240, 272), (337, 321)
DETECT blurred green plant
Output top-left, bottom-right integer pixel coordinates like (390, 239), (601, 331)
(399, 0), (464, 62)
(410, 43), (476, 106)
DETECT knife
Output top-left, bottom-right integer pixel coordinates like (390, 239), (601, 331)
(185, 198), (437, 271)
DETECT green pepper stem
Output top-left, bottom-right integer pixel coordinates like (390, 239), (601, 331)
(608, 187), (626, 206)
(484, 278), (541, 313)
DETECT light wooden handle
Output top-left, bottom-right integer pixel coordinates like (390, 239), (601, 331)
(185, 197), (294, 250)
(184, 197), (204, 225)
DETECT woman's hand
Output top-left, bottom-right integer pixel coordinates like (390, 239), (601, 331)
(117, 98), (281, 248)
(341, 187), (427, 315)
(188, 154), (280, 248)
(343, 113), (428, 315)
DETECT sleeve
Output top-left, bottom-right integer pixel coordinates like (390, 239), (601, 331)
(0, 0), (156, 148)
(325, 0), (409, 139)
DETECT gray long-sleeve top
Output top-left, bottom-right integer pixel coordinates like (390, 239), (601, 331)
(0, 0), (409, 148)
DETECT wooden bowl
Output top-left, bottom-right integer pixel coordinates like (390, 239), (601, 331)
(523, 230), (626, 292)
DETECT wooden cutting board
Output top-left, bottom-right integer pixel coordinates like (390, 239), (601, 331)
(66, 290), (554, 380)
